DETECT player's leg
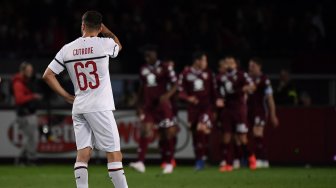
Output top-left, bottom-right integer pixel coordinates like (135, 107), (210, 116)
(25, 115), (38, 164)
(188, 109), (204, 170)
(107, 151), (128, 188)
(130, 106), (155, 172)
(158, 100), (177, 173)
(84, 111), (128, 188)
(73, 114), (93, 188)
(191, 123), (204, 170)
(233, 135), (242, 169)
(139, 122), (153, 162)
(236, 107), (257, 170)
(160, 125), (177, 174)
(218, 109), (235, 172)
(253, 122), (268, 168)
(165, 125), (177, 165)
(75, 147), (92, 188)
(170, 99), (179, 167)
(158, 129), (168, 167)
(219, 132), (234, 172)
(129, 121), (153, 173)
(193, 113), (212, 170)
(237, 131), (256, 170)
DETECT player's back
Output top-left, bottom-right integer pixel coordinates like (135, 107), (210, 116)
(49, 37), (120, 114)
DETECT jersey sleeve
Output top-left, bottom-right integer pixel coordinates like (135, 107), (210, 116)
(167, 63), (177, 84)
(264, 78), (273, 95)
(101, 38), (120, 58)
(48, 47), (66, 75)
(139, 66), (147, 84)
(178, 71), (189, 101)
(244, 72), (253, 85)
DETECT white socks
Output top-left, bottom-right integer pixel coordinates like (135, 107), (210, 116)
(108, 162), (128, 188)
(74, 162), (88, 188)
(74, 161), (128, 188)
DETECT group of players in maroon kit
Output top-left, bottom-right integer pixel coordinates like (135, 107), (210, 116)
(130, 47), (279, 174)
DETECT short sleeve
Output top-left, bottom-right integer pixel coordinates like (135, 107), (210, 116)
(264, 79), (273, 95)
(243, 72), (253, 86)
(101, 38), (120, 58)
(167, 63), (177, 83)
(177, 73), (185, 92)
(48, 47), (65, 75)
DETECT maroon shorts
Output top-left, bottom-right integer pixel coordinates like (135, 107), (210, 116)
(218, 105), (248, 134)
(248, 108), (267, 127)
(142, 100), (174, 128)
(187, 106), (213, 129)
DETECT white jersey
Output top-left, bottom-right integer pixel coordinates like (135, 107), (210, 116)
(48, 37), (120, 114)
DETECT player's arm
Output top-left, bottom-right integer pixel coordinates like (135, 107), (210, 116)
(267, 94), (279, 127)
(161, 84), (177, 103)
(42, 68), (75, 104)
(101, 24), (122, 51)
(210, 72), (224, 107)
(160, 62), (178, 102)
(242, 84), (256, 93)
(178, 72), (198, 104)
(214, 76), (225, 108)
(242, 73), (256, 93)
(265, 82), (279, 127)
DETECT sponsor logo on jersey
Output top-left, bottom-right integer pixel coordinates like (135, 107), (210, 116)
(141, 68), (150, 76)
(186, 74), (197, 81)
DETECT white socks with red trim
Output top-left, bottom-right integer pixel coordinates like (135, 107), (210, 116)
(74, 162), (88, 188)
(108, 162), (128, 188)
(74, 161), (128, 188)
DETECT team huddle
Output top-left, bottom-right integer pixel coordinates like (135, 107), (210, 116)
(130, 47), (279, 174)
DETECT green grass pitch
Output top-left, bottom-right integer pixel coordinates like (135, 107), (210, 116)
(0, 165), (335, 188)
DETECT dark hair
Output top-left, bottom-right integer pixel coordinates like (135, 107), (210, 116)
(224, 55), (236, 61)
(250, 57), (263, 66)
(192, 51), (206, 62)
(82, 11), (103, 31)
(143, 44), (158, 53)
(20, 61), (32, 71)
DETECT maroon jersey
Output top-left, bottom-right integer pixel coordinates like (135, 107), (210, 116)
(178, 66), (216, 108)
(248, 74), (272, 112)
(178, 67), (216, 125)
(248, 74), (273, 127)
(217, 70), (252, 133)
(217, 70), (253, 108)
(140, 60), (177, 107)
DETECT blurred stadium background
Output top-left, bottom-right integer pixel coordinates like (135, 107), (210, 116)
(0, 0), (336, 187)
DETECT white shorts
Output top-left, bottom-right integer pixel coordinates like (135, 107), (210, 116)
(72, 111), (120, 152)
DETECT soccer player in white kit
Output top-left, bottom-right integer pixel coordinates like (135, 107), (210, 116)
(43, 11), (128, 188)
